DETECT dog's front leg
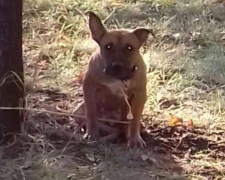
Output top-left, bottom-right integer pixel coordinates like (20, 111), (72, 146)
(83, 79), (99, 140)
(127, 91), (146, 148)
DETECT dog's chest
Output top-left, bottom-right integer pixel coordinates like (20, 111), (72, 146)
(96, 80), (130, 110)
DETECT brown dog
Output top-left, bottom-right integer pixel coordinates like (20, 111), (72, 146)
(78, 12), (152, 148)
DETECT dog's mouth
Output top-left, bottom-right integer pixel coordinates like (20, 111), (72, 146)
(103, 64), (138, 81)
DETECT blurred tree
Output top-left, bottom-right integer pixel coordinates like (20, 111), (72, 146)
(0, 0), (24, 139)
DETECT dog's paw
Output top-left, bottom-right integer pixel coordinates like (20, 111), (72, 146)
(83, 128), (100, 140)
(127, 134), (146, 148)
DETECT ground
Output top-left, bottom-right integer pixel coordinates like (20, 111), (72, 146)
(1, 0), (225, 179)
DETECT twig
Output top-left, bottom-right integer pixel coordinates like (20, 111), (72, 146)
(0, 71), (24, 91)
(174, 133), (189, 151)
(0, 107), (130, 124)
(103, 9), (116, 24)
(75, 8), (88, 24)
(0, 134), (17, 148)
(32, 51), (42, 83)
(61, 131), (76, 154)
(19, 167), (26, 180)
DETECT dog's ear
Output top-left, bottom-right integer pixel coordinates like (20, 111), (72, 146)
(133, 28), (155, 46)
(89, 12), (106, 43)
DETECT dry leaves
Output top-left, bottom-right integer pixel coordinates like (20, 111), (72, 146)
(168, 114), (183, 126)
(168, 114), (194, 130)
(186, 119), (194, 131)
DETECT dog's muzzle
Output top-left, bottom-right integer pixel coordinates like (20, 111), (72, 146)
(103, 62), (138, 81)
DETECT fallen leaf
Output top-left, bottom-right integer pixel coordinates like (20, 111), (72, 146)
(186, 119), (194, 130)
(172, 33), (180, 38)
(67, 173), (76, 179)
(63, 35), (71, 43)
(168, 114), (183, 127)
(85, 153), (95, 162)
(183, 148), (192, 161)
(141, 154), (149, 161)
(38, 60), (48, 70)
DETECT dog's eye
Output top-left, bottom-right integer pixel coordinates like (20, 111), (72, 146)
(105, 43), (113, 50)
(127, 46), (132, 50)
(131, 65), (138, 72)
(126, 44), (133, 51)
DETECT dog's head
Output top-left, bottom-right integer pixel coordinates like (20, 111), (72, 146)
(88, 12), (154, 81)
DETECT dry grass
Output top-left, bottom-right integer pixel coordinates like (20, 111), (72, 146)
(1, 0), (225, 179)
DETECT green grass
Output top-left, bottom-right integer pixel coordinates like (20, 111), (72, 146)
(1, 0), (225, 179)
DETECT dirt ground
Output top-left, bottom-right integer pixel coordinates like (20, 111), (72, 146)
(1, 0), (225, 179)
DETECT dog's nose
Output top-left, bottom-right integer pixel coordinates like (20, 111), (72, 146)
(111, 62), (123, 74)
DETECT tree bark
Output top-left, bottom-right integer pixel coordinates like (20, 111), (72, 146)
(0, 0), (24, 138)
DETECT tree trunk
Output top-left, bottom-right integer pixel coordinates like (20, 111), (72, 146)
(0, 0), (24, 138)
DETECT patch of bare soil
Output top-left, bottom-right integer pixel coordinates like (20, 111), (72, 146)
(143, 124), (225, 178)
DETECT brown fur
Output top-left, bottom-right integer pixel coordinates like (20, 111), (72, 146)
(76, 12), (152, 148)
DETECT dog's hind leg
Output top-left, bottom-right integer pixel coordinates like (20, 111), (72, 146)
(99, 124), (121, 143)
(73, 102), (121, 140)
